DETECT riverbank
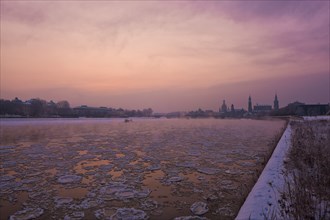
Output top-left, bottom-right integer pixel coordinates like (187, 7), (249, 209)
(236, 116), (330, 219)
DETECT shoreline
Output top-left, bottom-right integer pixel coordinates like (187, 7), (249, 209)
(236, 116), (330, 219)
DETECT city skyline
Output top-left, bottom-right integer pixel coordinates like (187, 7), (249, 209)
(0, 87), (321, 115)
(1, 1), (329, 112)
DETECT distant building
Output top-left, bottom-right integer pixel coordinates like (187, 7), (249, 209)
(225, 106), (246, 118)
(247, 94), (278, 114)
(167, 111), (187, 118)
(253, 104), (272, 113)
(274, 102), (329, 116)
(73, 105), (112, 117)
(274, 94), (279, 110)
(248, 96), (252, 113)
(231, 104), (235, 112)
(220, 100), (228, 113)
(296, 104), (329, 116)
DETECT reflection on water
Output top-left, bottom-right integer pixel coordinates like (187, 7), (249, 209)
(0, 118), (285, 219)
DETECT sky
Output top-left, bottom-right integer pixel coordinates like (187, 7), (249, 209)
(1, 1), (329, 112)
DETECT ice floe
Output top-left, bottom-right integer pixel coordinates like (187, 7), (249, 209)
(9, 208), (44, 220)
(64, 211), (85, 220)
(176, 161), (199, 168)
(54, 196), (74, 208)
(214, 206), (234, 217)
(162, 176), (184, 185)
(0, 175), (15, 182)
(224, 169), (243, 175)
(3, 161), (17, 168)
(197, 168), (220, 175)
(0, 145), (16, 154)
(57, 175), (82, 184)
(139, 199), (158, 211)
(146, 164), (161, 171)
(94, 208), (116, 219)
(111, 208), (149, 220)
(99, 182), (150, 201)
(75, 198), (103, 209)
(174, 216), (209, 220)
(190, 201), (209, 215)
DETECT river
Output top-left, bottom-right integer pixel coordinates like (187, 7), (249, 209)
(0, 118), (285, 220)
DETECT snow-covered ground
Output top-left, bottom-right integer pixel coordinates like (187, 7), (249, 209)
(236, 115), (330, 220)
(303, 115), (330, 121)
(236, 124), (292, 220)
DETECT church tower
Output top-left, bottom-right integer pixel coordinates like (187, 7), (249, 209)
(274, 94), (279, 110)
(221, 100), (227, 113)
(248, 96), (252, 113)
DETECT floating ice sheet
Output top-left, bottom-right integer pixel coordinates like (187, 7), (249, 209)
(99, 182), (150, 201)
(164, 176), (184, 185)
(0, 145), (16, 154)
(54, 197), (74, 208)
(190, 201), (209, 215)
(64, 211), (85, 220)
(57, 175), (82, 184)
(197, 168), (220, 175)
(174, 216), (209, 220)
(176, 161), (199, 169)
(139, 199), (158, 211)
(111, 208), (149, 220)
(9, 208), (44, 220)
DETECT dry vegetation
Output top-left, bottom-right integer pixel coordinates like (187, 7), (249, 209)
(279, 120), (330, 219)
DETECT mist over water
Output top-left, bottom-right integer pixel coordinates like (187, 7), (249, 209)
(0, 118), (285, 219)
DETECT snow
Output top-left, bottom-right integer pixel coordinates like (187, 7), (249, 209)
(235, 116), (329, 219)
(303, 116), (330, 121)
(235, 124), (292, 220)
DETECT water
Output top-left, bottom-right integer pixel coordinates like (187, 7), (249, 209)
(0, 118), (285, 219)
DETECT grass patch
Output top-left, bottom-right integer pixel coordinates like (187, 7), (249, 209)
(279, 120), (330, 219)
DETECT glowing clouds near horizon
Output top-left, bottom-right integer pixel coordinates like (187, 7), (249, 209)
(1, 1), (329, 111)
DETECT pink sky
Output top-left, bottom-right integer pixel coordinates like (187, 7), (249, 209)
(1, 1), (329, 112)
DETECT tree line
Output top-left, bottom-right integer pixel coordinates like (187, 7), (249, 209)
(0, 97), (153, 118)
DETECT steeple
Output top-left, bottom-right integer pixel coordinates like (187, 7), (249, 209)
(248, 95), (252, 113)
(231, 104), (235, 112)
(221, 100), (228, 113)
(274, 93), (279, 110)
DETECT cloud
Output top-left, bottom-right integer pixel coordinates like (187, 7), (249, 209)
(1, 2), (49, 25)
(218, 1), (328, 23)
(1, 1), (328, 112)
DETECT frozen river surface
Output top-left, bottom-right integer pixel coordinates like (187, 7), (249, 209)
(0, 118), (285, 220)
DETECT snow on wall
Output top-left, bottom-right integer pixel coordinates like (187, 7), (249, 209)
(303, 116), (330, 121)
(236, 124), (292, 220)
